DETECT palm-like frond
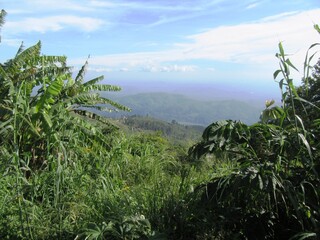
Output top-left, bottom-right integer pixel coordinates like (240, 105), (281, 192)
(15, 42), (25, 58)
(65, 92), (130, 112)
(12, 41), (41, 68)
(33, 75), (65, 113)
(0, 64), (8, 80)
(0, 9), (6, 26)
(0, 9), (6, 42)
(84, 84), (121, 92)
(82, 75), (104, 87)
(75, 57), (89, 83)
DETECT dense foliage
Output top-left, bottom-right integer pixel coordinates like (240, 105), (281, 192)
(117, 115), (204, 143)
(188, 31), (320, 239)
(1, 9), (320, 240)
(0, 11), (210, 239)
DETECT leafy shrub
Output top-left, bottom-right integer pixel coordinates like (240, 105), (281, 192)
(188, 26), (320, 239)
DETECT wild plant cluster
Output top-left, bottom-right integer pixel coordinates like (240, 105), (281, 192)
(1, 9), (320, 239)
(188, 27), (320, 239)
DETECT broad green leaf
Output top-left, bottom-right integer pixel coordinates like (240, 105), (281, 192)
(14, 41), (41, 67)
(47, 77), (63, 96)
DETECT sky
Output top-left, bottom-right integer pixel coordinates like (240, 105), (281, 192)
(1, 0), (320, 102)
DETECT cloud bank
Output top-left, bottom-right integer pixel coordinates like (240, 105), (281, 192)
(70, 9), (320, 73)
(6, 15), (106, 33)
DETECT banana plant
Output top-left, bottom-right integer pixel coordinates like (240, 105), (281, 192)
(0, 40), (128, 170)
(0, 9), (6, 42)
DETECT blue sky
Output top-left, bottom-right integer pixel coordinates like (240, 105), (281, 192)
(1, 0), (320, 101)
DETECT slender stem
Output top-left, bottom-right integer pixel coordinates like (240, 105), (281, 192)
(13, 81), (25, 237)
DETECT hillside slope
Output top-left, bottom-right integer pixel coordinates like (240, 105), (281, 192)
(104, 92), (262, 125)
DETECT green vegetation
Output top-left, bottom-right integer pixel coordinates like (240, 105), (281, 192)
(1, 9), (320, 239)
(116, 115), (204, 142)
(104, 92), (261, 125)
(188, 35), (320, 238)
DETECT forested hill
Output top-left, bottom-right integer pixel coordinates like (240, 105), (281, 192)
(104, 92), (262, 125)
(116, 115), (205, 143)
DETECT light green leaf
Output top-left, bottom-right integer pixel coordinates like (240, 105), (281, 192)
(298, 133), (312, 160)
(278, 42), (285, 56)
(47, 77), (63, 96)
(42, 111), (53, 128)
(285, 58), (299, 72)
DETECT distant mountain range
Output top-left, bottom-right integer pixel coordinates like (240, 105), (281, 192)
(102, 92), (262, 126)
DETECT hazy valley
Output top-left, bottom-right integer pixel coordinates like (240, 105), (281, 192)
(103, 91), (263, 125)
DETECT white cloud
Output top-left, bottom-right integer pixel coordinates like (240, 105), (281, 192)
(120, 67), (129, 72)
(259, 11), (299, 22)
(89, 1), (117, 8)
(5, 15), (106, 33)
(181, 9), (320, 63)
(246, 2), (261, 10)
(83, 60), (197, 73)
(3, 9), (32, 14)
(142, 64), (197, 72)
(23, 0), (93, 12)
(87, 67), (113, 72)
(70, 9), (320, 73)
(1, 38), (23, 47)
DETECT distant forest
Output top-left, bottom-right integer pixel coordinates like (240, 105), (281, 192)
(102, 92), (262, 125)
